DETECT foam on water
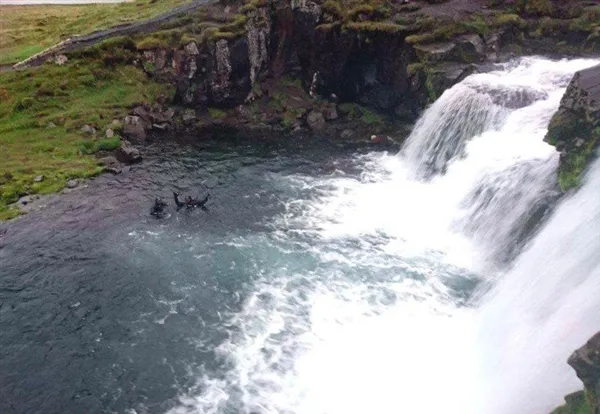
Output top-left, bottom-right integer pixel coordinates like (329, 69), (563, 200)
(167, 57), (600, 414)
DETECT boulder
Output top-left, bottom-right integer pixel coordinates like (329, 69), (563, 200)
(340, 129), (355, 140)
(414, 42), (457, 63)
(182, 109), (197, 124)
(123, 116), (147, 142)
(66, 179), (79, 189)
(33, 175), (43, 183)
(115, 142), (142, 164)
(47, 122), (57, 129)
(99, 156), (122, 174)
(80, 124), (96, 136)
(568, 332), (600, 414)
(55, 54), (68, 66)
(323, 105), (338, 121)
(105, 128), (115, 138)
(455, 34), (485, 62)
(307, 111), (325, 131)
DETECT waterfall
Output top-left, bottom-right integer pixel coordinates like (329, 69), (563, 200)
(166, 57), (600, 414)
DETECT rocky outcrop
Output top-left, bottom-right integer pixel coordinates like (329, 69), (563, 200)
(552, 333), (600, 414)
(136, 0), (512, 122)
(544, 64), (600, 191)
(568, 332), (600, 414)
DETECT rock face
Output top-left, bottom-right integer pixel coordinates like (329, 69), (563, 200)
(137, 0), (516, 120)
(544, 64), (600, 191)
(568, 332), (600, 414)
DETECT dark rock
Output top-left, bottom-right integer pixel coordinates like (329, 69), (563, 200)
(340, 129), (355, 140)
(414, 42), (457, 63)
(123, 116), (147, 142)
(182, 109), (197, 124)
(568, 332), (600, 414)
(455, 34), (485, 62)
(544, 64), (600, 191)
(99, 156), (122, 174)
(307, 111), (325, 131)
(115, 142), (142, 164)
(19, 196), (33, 205)
(323, 105), (338, 121)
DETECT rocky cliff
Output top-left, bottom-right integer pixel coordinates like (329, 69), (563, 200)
(552, 332), (600, 414)
(545, 63), (600, 191)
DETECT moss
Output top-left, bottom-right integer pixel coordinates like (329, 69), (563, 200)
(405, 16), (491, 45)
(360, 107), (385, 125)
(492, 13), (526, 28)
(345, 4), (376, 21)
(208, 107), (227, 120)
(345, 22), (407, 34)
(551, 391), (593, 414)
(322, 0), (343, 19)
(135, 36), (170, 50)
(519, 0), (554, 16)
(545, 110), (586, 146)
(557, 134), (598, 192)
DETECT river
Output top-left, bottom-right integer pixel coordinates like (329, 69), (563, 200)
(1, 56), (599, 414)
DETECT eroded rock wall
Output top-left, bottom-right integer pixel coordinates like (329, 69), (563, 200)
(544, 63), (600, 190)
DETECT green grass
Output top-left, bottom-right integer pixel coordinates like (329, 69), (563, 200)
(0, 59), (171, 219)
(0, 0), (192, 65)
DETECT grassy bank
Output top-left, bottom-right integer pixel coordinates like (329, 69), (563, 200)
(0, 0), (191, 65)
(0, 54), (171, 220)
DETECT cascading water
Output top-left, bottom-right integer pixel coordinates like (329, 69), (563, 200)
(166, 57), (600, 414)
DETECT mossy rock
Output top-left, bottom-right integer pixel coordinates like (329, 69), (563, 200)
(551, 390), (593, 414)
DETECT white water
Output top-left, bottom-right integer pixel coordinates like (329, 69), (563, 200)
(167, 57), (600, 414)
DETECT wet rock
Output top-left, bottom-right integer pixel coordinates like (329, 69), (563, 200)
(323, 105), (338, 121)
(133, 106), (151, 124)
(340, 129), (354, 140)
(307, 111), (325, 131)
(123, 116), (146, 142)
(455, 34), (485, 62)
(182, 109), (197, 124)
(66, 179), (79, 189)
(19, 195), (33, 205)
(414, 42), (457, 63)
(545, 63), (600, 190)
(115, 142), (142, 164)
(33, 175), (44, 183)
(568, 332), (600, 414)
(55, 54), (68, 66)
(80, 124), (96, 136)
(105, 128), (115, 138)
(99, 156), (122, 174)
